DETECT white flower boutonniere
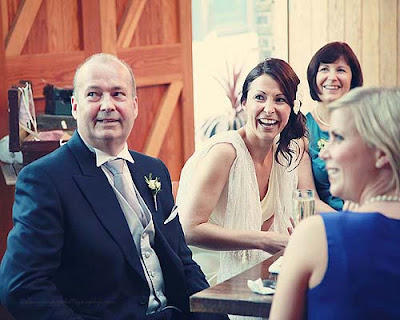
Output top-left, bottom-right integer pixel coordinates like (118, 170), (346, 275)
(145, 173), (161, 211)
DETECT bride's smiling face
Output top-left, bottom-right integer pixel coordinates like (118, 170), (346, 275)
(243, 74), (291, 142)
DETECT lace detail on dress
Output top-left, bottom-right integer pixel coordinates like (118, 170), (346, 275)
(177, 131), (298, 285)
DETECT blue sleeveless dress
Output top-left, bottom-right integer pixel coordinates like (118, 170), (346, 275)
(307, 212), (400, 319)
(306, 113), (343, 210)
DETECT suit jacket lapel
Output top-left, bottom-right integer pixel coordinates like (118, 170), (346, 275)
(128, 160), (156, 213)
(68, 133), (146, 281)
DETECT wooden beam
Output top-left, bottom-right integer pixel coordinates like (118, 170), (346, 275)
(178, 0), (195, 161)
(0, 0), (8, 42)
(144, 80), (183, 157)
(6, 51), (84, 99)
(6, 45), (183, 100)
(117, 0), (147, 48)
(81, 0), (101, 56)
(99, 0), (117, 55)
(119, 44), (183, 84)
(5, 0), (43, 56)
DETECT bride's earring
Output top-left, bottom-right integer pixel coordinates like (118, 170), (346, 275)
(375, 156), (388, 168)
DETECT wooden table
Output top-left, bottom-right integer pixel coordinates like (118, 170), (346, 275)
(190, 251), (283, 318)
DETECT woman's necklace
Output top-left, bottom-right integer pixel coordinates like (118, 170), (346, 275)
(363, 194), (400, 206)
(315, 106), (330, 127)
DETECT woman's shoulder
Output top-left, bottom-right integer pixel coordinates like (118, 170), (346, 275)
(206, 141), (237, 163)
(305, 111), (320, 133)
(198, 131), (247, 158)
(207, 130), (244, 146)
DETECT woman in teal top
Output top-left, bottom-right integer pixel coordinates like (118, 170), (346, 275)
(306, 42), (363, 210)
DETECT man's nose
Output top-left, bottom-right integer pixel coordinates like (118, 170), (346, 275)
(100, 94), (115, 112)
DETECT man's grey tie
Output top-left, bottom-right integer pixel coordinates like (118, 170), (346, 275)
(105, 158), (148, 226)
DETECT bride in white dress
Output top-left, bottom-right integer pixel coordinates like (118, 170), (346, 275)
(177, 58), (320, 319)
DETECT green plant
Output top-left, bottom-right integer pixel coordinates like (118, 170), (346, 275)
(199, 58), (247, 140)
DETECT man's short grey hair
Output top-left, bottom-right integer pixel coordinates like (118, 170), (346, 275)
(329, 87), (400, 192)
(73, 53), (136, 98)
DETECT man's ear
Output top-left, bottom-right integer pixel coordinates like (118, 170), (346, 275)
(375, 148), (389, 169)
(132, 95), (139, 120)
(71, 96), (78, 120)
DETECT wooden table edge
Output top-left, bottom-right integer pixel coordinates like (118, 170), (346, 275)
(190, 251), (283, 317)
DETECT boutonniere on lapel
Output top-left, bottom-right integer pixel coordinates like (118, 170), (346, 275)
(144, 173), (161, 211)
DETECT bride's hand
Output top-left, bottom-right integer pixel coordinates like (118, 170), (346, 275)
(287, 217), (296, 235)
(260, 231), (289, 254)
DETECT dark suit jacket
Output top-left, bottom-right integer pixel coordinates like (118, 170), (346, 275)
(0, 132), (226, 320)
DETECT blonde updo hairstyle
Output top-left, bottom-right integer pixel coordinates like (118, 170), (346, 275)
(328, 87), (400, 193)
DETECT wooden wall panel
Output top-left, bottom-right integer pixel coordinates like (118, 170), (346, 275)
(46, 0), (80, 53)
(132, 0), (179, 46)
(289, 0), (400, 112)
(46, 0), (63, 52)
(310, 0), (328, 54)
(398, 0), (400, 86)
(289, 0), (312, 109)
(7, 0), (43, 55)
(178, 0), (195, 160)
(62, 0), (80, 52)
(81, 0), (101, 56)
(0, 0), (15, 262)
(344, 0), (362, 59)
(1, 0), (8, 41)
(99, 0), (117, 54)
(380, 0), (398, 86)
(159, 107), (185, 181)
(128, 85), (166, 151)
(117, 0), (147, 48)
(362, 0), (380, 86)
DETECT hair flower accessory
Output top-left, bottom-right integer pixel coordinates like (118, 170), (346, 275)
(145, 173), (161, 211)
(293, 84), (303, 115)
(293, 100), (301, 115)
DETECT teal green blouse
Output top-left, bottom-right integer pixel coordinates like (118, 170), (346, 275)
(306, 112), (343, 210)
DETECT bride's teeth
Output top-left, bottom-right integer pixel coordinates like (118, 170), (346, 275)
(259, 119), (277, 125)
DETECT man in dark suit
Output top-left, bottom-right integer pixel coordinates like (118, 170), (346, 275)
(0, 53), (227, 320)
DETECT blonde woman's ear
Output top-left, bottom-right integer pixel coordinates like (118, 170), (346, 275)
(375, 149), (388, 168)
(375, 157), (387, 168)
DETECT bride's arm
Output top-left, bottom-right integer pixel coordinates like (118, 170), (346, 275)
(179, 143), (288, 254)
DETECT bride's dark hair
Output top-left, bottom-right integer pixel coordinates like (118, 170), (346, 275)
(241, 58), (307, 167)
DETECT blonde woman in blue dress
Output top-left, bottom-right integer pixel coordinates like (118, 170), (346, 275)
(177, 59), (325, 318)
